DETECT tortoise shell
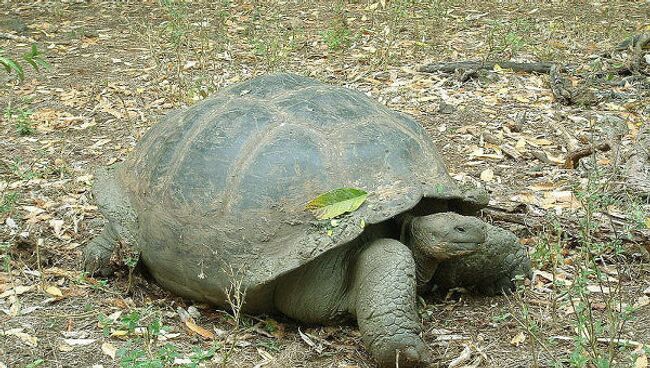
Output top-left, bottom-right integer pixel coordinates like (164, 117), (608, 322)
(107, 73), (484, 303)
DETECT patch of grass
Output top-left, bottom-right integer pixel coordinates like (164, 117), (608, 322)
(0, 191), (18, 214)
(8, 159), (39, 180)
(321, 27), (352, 51)
(100, 309), (217, 368)
(4, 104), (35, 136)
(320, 1), (353, 51)
(485, 19), (535, 59)
(511, 168), (648, 367)
(25, 359), (45, 368)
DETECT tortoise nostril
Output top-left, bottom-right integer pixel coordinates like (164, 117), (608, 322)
(455, 226), (466, 233)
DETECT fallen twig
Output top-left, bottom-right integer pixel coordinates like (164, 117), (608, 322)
(0, 32), (35, 43)
(417, 61), (556, 74)
(564, 142), (611, 169)
(550, 336), (644, 348)
(483, 205), (649, 245)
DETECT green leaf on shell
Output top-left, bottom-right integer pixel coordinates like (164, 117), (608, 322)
(306, 188), (368, 220)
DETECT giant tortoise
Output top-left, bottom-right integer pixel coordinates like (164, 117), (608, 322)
(85, 73), (530, 367)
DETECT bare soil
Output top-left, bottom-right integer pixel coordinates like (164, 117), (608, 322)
(1, 1), (649, 368)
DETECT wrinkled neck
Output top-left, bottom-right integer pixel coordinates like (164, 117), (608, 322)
(401, 216), (439, 288)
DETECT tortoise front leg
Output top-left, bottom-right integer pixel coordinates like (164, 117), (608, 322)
(351, 238), (431, 368)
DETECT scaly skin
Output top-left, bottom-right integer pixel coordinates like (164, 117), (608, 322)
(84, 175), (530, 368)
(83, 167), (137, 277)
(83, 225), (118, 277)
(432, 224), (532, 295)
(352, 239), (430, 367)
(274, 213), (487, 368)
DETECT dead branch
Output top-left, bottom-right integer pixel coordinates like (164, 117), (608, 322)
(483, 206), (650, 247)
(0, 32), (35, 43)
(564, 142), (611, 169)
(622, 122), (650, 197)
(613, 33), (650, 52)
(417, 61), (556, 74)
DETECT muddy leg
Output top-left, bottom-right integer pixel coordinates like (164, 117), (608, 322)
(352, 238), (431, 368)
(83, 225), (118, 276)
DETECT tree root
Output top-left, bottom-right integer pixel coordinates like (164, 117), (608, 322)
(483, 206), (650, 250)
(417, 61), (556, 74)
(564, 142), (611, 169)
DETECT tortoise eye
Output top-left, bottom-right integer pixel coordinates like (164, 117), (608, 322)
(455, 226), (466, 233)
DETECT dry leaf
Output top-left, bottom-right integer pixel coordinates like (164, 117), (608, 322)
(298, 328), (324, 354)
(0, 285), (34, 299)
(184, 320), (215, 340)
(515, 138), (527, 151)
(448, 345), (472, 367)
(49, 219), (65, 238)
(510, 332), (526, 347)
(58, 343), (74, 352)
(63, 338), (95, 346)
(636, 354), (648, 368)
(633, 295), (649, 308)
(480, 168), (494, 182)
(102, 342), (117, 359)
(528, 138), (554, 146)
(586, 285), (610, 294)
(110, 330), (129, 338)
(45, 285), (64, 297)
(1, 328), (38, 347)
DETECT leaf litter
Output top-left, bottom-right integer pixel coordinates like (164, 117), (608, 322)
(0, 1), (648, 367)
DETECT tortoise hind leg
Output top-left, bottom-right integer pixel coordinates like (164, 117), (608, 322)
(83, 224), (119, 277)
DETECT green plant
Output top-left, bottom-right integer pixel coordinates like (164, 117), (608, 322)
(0, 242), (11, 273)
(25, 359), (45, 368)
(258, 339), (282, 353)
(508, 166), (647, 367)
(117, 342), (178, 368)
(0, 44), (49, 81)
(120, 311), (142, 334)
(97, 309), (146, 337)
(320, 1), (352, 51)
(160, 0), (190, 48)
(4, 104), (35, 135)
(0, 192), (18, 214)
(8, 159), (39, 180)
(186, 346), (218, 367)
(485, 20), (533, 59)
(321, 27), (351, 50)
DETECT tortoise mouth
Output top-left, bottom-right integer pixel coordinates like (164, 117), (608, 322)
(433, 241), (481, 258)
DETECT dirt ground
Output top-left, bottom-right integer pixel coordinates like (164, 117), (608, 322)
(1, 1), (649, 367)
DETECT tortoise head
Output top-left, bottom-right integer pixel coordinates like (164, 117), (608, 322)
(409, 212), (487, 261)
